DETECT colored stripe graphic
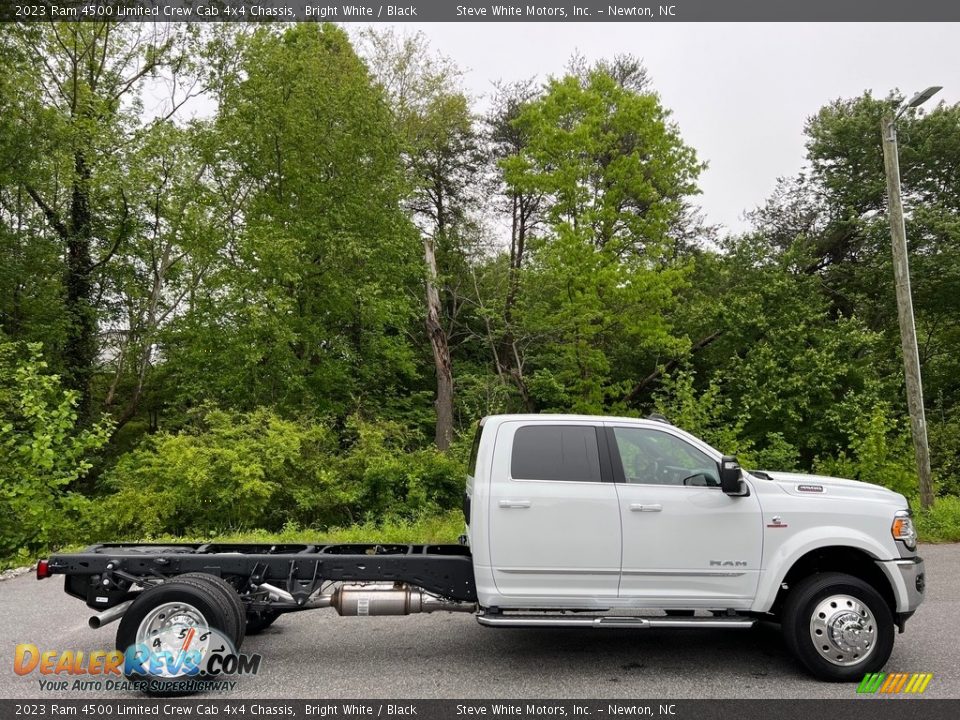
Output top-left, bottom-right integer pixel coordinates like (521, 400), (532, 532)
(880, 674), (899, 693)
(858, 672), (933, 694)
(915, 674), (934, 694)
(857, 673), (885, 693)
(890, 673), (905, 693)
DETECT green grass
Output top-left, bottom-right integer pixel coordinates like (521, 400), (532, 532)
(157, 510), (467, 546)
(914, 496), (960, 543)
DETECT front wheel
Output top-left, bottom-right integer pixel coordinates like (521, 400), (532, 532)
(782, 572), (895, 681)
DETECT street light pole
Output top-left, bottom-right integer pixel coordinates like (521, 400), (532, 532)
(880, 86), (940, 510)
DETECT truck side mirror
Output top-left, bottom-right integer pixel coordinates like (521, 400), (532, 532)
(720, 455), (746, 496)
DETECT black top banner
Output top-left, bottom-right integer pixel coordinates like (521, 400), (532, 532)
(2, 0), (960, 22)
(2, 700), (960, 720)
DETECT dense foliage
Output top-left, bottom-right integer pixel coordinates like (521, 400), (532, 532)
(0, 342), (111, 561)
(99, 410), (462, 537)
(2, 23), (960, 560)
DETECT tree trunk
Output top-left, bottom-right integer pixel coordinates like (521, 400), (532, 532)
(64, 151), (96, 418)
(423, 234), (454, 451)
(501, 192), (534, 410)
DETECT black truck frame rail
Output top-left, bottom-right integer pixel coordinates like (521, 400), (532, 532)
(46, 542), (477, 611)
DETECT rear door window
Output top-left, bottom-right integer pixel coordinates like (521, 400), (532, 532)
(511, 425), (602, 482)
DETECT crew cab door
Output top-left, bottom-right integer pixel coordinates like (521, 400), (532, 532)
(607, 424), (762, 607)
(487, 422), (621, 598)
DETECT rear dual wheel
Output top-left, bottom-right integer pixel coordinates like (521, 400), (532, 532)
(116, 574), (245, 694)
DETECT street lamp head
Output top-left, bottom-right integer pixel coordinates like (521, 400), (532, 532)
(906, 86), (942, 109)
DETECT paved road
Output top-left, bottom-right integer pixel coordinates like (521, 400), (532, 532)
(3, 544), (958, 699)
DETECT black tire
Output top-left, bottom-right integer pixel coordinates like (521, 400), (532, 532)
(782, 572), (895, 682)
(245, 609), (281, 635)
(116, 578), (242, 694)
(176, 573), (246, 648)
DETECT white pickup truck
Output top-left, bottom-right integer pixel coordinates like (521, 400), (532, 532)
(41, 413), (925, 685)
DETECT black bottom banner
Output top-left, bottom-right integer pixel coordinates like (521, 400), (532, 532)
(3, 699), (959, 720)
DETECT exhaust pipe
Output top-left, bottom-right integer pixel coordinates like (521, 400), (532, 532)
(89, 600), (133, 629)
(257, 583), (337, 609)
(258, 583), (298, 604)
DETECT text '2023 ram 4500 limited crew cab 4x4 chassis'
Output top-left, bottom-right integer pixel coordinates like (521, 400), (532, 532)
(37, 414), (924, 685)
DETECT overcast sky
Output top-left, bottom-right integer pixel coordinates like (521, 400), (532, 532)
(382, 22), (959, 234)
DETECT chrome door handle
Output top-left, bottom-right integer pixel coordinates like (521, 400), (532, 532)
(629, 503), (663, 512)
(499, 500), (532, 509)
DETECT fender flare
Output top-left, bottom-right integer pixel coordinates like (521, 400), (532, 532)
(751, 527), (896, 613)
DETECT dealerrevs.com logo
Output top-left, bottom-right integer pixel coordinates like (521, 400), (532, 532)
(15, 624), (262, 693)
(857, 672), (934, 695)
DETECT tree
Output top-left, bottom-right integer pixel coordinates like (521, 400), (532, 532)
(566, 51), (651, 93)
(478, 79), (545, 408)
(501, 68), (704, 411)
(164, 24), (420, 422)
(100, 122), (222, 431)
(0, 31), (66, 355)
(2, 23), (200, 417)
(361, 29), (484, 449)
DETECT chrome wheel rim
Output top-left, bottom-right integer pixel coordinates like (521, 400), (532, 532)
(809, 594), (877, 666)
(134, 601), (209, 677)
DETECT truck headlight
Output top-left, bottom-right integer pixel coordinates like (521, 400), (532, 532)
(891, 510), (917, 550)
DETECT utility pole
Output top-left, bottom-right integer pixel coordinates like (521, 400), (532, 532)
(880, 89), (939, 510)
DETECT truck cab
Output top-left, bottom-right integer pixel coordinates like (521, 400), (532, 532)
(465, 414), (925, 680)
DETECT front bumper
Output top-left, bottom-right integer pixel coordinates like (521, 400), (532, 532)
(876, 556), (925, 613)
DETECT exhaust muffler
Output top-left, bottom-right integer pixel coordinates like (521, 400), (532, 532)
(327, 583), (475, 616)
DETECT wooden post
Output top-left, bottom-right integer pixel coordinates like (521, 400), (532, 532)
(881, 110), (935, 510)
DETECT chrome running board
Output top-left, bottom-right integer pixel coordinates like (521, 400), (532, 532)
(476, 614), (756, 629)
